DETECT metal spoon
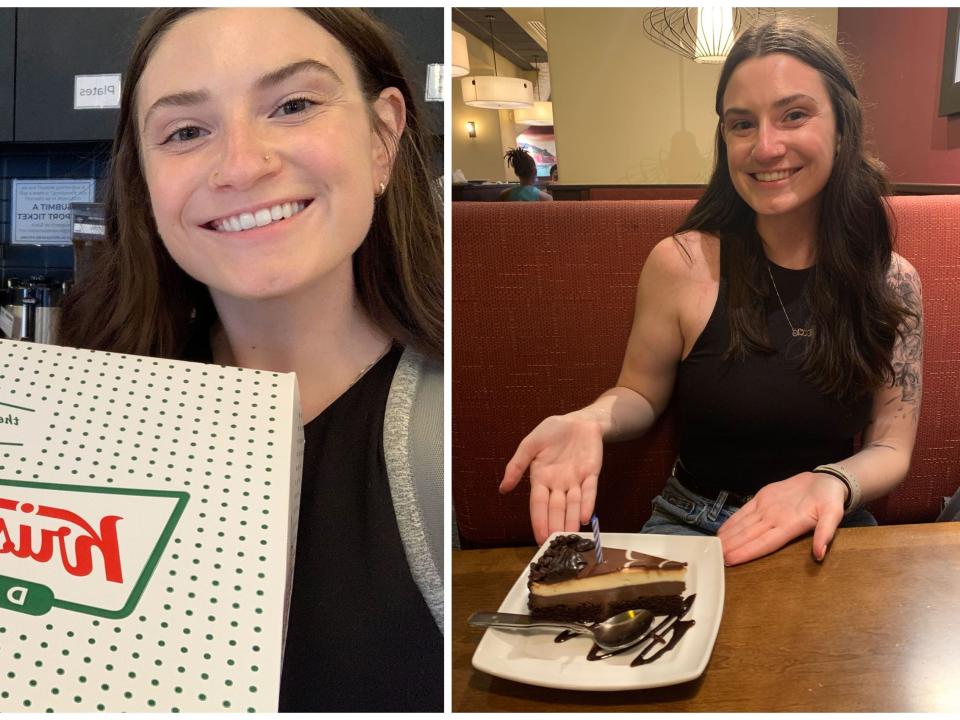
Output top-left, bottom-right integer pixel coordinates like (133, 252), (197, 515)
(468, 608), (655, 652)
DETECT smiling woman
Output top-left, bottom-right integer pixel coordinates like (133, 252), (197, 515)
(57, 7), (442, 713)
(501, 17), (923, 570)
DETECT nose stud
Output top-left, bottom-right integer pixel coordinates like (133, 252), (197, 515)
(264, 155), (270, 163)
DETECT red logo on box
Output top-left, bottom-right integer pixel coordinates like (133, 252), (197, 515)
(0, 480), (189, 618)
(0, 498), (124, 583)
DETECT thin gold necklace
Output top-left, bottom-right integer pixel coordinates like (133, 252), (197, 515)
(347, 340), (394, 389)
(766, 264), (813, 338)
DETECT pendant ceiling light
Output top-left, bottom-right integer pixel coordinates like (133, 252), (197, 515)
(513, 101), (554, 126)
(514, 58), (554, 127)
(642, 8), (769, 64)
(460, 16), (534, 110)
(452, 31), (470, 78)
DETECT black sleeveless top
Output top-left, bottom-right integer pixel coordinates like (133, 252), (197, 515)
(182, 337), (442, 710)
(276, 344), (443, 711)
(675, 258), (872, 497)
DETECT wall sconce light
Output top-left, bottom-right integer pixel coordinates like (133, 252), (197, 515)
(466, 121), (477, 138)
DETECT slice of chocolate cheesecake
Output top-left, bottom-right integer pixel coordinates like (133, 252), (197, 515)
(527, 535), (687, 623)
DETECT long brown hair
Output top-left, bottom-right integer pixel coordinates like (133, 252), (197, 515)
(676, 16), (916, 401)
(59, 8), (442, 360)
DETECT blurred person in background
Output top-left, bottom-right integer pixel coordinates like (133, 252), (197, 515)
(500, 147), (553, 201)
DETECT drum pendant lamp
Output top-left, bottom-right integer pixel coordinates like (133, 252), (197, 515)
(461, 16), (534, 110)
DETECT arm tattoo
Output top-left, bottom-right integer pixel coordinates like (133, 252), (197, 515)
(888, 260), (923, 417)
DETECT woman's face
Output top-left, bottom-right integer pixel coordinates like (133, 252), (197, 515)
(721, 52), (838, 220)
(136, 8), (404, 302)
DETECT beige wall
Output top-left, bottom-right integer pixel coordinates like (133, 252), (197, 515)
(452, 22), (536, 181)
(539, 8), (837, 184)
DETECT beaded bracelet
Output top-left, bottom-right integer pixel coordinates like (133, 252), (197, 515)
(813, 463), (862, 514)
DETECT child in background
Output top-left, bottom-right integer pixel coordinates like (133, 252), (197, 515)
(500, 147), (553, 201)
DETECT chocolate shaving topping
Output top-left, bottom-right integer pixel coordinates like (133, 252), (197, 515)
(574, 537), (595, 553)
(528, 534), (595, 585)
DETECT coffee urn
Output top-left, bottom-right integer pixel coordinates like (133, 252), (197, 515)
(3, 276), (63, 344)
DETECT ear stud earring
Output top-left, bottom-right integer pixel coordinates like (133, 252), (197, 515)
(376, 181), (386, 197)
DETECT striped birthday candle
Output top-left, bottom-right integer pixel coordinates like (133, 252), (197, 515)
(590, 514), (604, 564)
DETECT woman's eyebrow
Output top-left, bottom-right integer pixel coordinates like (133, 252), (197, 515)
(254, 59), (343, 91)
(723, 93), (819, 120)
(771, 93), (819, 109)
(722, 107), (751, 120)
(141, 59), (342, 130)
(142, 89), (210, 130)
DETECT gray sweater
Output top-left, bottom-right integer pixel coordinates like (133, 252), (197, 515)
(383, 346), (443, 629)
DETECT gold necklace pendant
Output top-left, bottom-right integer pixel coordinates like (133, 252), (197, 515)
(766, 264), (813, 339)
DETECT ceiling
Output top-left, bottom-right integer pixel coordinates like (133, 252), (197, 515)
(453, 7), (547, 70)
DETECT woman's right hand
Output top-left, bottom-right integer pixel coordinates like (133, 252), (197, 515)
(499, 413), (605, 545)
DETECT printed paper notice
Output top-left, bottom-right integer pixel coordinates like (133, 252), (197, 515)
(11, 179), (95, 245)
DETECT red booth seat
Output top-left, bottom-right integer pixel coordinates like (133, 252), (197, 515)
(453, 196), (960, 545)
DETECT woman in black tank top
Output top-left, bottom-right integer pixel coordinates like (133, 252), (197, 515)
(502, 17), (923, 567)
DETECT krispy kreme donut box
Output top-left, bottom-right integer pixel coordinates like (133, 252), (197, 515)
(0, 338), (303, 712)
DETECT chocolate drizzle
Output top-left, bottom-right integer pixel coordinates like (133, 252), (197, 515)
(569, 594), (697, 666)
(630, 619), (694, 666)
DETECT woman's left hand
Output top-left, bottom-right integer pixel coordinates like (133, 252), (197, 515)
(716, 471), (847, 566)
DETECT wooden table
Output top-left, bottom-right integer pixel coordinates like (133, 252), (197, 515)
(453, 523), (960, 712)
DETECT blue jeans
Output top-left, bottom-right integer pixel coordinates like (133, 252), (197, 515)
(640, 473), (877, 537)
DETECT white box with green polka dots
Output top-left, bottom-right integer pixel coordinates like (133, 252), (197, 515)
(0, 338), (304, 712)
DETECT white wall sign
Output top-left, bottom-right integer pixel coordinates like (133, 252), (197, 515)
(11, 179), (96, 246)
(425, 63), (443, 102)
(74, 73), (122, 110)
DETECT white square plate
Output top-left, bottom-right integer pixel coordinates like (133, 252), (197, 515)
(471, 532), (724, 691)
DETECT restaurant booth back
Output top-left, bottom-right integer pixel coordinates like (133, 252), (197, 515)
(453, 196), (960, 546)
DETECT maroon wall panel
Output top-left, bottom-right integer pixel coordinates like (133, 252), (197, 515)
(839, 8), (960, 184)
